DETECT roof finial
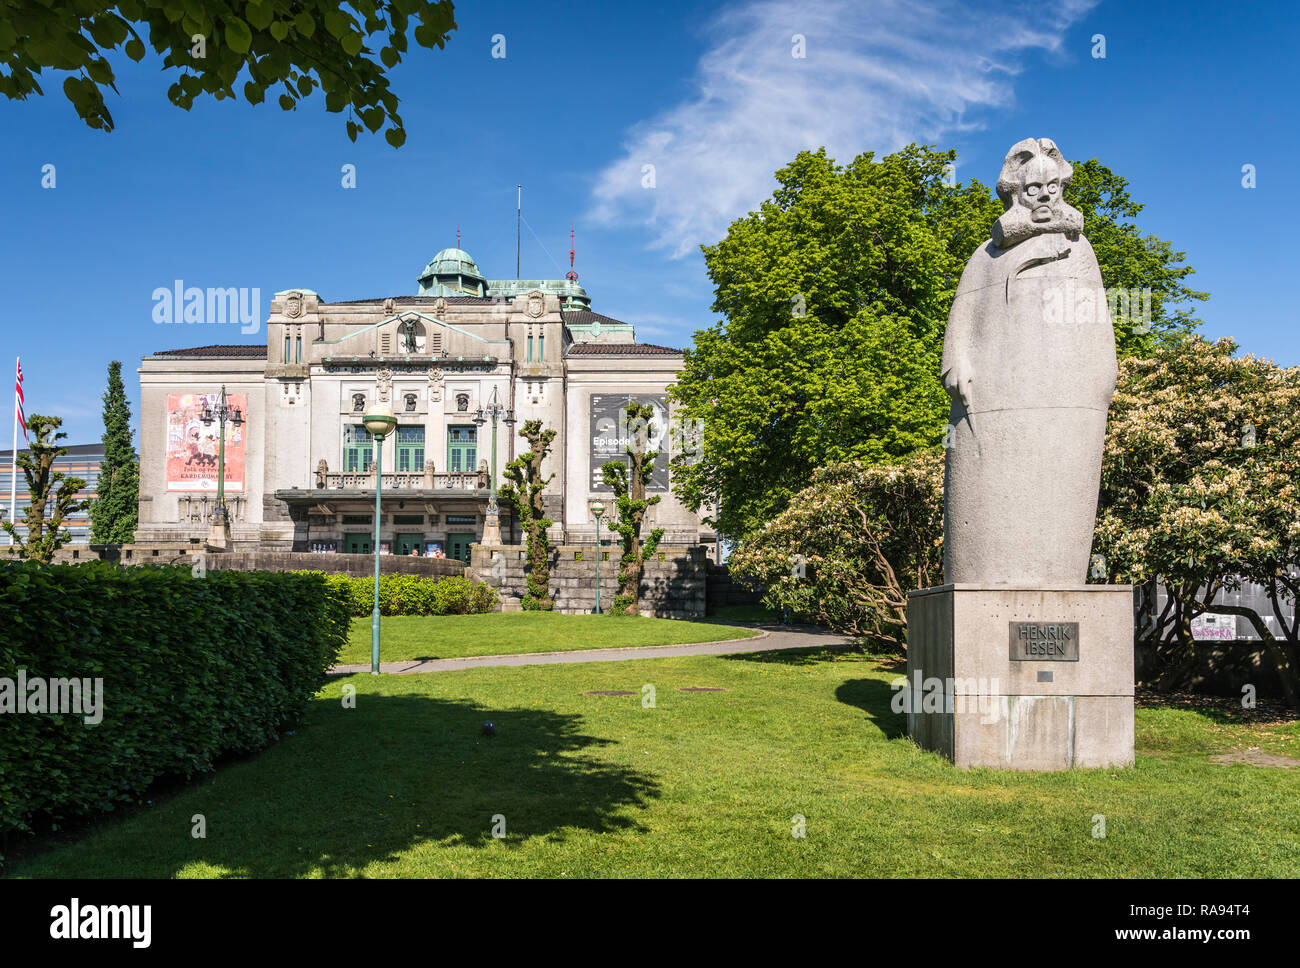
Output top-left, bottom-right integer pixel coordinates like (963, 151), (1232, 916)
(566, 222), (578, 282)
(456, 223), (461, 249)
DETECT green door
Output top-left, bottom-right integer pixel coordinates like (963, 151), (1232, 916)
(395, 533), (424, 556)
(447, 533), (475, 563)
(344, 533), (371, 554)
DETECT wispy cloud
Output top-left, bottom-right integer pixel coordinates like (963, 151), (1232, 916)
(590, 0), (1097, 256)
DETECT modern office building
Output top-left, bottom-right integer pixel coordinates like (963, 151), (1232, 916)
(0, 442), (102, 545)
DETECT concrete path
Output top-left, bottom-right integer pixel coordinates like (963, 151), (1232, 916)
(329, 623), (857, 676)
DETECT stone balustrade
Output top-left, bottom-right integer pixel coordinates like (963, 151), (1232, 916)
(322, 470), (486, 491)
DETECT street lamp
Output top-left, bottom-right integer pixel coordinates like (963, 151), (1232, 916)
(200, 385), (244, 550)
(591, 501), (605, 615)
(473, 385), (514, 546)
(363, 402), (398, 675)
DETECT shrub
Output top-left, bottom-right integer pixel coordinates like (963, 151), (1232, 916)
(729, 450), (944, 650)
(299, 572), (498, 617)
(0, 561), (351, 838)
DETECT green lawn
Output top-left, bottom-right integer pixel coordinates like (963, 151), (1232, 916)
(335, 612), (762, 665)
(10, 647), (1299, 878)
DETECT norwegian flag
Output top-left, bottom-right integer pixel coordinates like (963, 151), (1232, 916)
(15, 358), (27, 444)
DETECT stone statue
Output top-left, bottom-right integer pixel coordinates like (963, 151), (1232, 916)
(477, 458), (489, 489)
(424, 458), (436, 488)
(941, 137), (1117, 585)
(315, 459), (328, 488)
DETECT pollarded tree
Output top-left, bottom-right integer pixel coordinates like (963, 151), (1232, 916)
(1093, 336), (1300, 708)
(728, 450), (944, 650)
(89, 361), (140, 544)
(2, 415), (90, 564)
(601, 403), (664, 616)
(0, 1), (458, 144)
(498, 420), (556, 610)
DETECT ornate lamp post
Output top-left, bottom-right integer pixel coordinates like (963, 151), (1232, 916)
(473, 385), (515, 546)
(591, 501), (605, 615)
(201, 386), (244, 551)
(363, 402), (398, 675)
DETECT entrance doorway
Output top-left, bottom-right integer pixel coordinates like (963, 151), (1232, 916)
(343, 533), (371, 555)
(446, 533), (475, 563)
(395, 533), (424, 556)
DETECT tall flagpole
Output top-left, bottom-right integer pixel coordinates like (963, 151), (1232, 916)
(8, 357), (18, 544)
(516, 184), (521, 280)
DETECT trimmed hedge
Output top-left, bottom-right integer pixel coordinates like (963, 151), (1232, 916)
(0, 561), (351, 838)
(309, 572), (499, 617)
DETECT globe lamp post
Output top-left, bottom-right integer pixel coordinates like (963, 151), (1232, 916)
(363, 403), (398, 674)
(591, 501), (605, 615)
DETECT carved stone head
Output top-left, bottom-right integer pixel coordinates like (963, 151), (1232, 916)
(992, 137), (1084, 249)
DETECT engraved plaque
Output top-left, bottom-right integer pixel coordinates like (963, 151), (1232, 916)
(1009, 621), (1080, 661)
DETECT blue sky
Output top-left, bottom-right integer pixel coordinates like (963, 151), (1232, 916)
(1, 0), (1296, 444)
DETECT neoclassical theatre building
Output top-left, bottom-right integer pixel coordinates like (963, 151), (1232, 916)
(136, 248), (709, 559)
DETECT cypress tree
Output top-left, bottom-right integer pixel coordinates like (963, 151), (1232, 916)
(89, 360), (139, 544)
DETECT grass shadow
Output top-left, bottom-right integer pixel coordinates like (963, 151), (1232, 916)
(835, 678), (907, 740)
(719, 644), (861, 666)
(8, 691), (660, 878)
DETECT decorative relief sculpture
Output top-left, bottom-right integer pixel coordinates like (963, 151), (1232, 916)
(940, 138), (1117, 585)
(315, 459), (328, 488)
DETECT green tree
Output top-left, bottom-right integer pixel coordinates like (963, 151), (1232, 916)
(600, 403), (664, 616)
(1065, 159), (1208, 356)
(2, 415), (90, 564)
(498, 420), (555, 610)
(0, 1), (457, 145)
(1093, 336), (1300, 709)
(89, 361), (140, 544)
(670, 145), (1207, 541)
(728, 450), (944, 649)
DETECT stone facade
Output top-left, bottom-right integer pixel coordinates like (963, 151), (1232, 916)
(135, 248), (715, 559)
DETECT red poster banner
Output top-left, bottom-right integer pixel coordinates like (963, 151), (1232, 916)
(165, 392), (246, 492)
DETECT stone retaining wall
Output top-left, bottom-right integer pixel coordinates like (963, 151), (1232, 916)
(706, 562), (764, 612)
(470, 543), (707, 619)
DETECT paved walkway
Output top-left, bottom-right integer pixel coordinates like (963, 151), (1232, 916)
(329, 623), (857, 675)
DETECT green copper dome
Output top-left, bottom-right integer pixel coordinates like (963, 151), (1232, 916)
(417, 248), (488, 296)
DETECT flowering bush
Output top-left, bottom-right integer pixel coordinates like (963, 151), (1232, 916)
(728, 450), (943, 650)
(1094, 335), (1300, 707)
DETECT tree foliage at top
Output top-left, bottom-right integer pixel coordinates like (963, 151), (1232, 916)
(89, 361), (140, 545)
(0, 0), (457, 144)
(2, 414), (90, 564)
(670, 144), (1207, 540)
(1066, 159), (1208, 355)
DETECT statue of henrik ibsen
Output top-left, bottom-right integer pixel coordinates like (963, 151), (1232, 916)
(940, 138), (1117, 586)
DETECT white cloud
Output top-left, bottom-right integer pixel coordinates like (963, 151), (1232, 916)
(589, 0), (1097, 257)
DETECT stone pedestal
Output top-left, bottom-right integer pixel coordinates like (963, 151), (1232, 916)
(905, 584), (1134, 770)
(480, 506), (502, 546)
(205, 506), (231, 552)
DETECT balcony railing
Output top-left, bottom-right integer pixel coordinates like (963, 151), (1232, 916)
(322, 470), (486, 491)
